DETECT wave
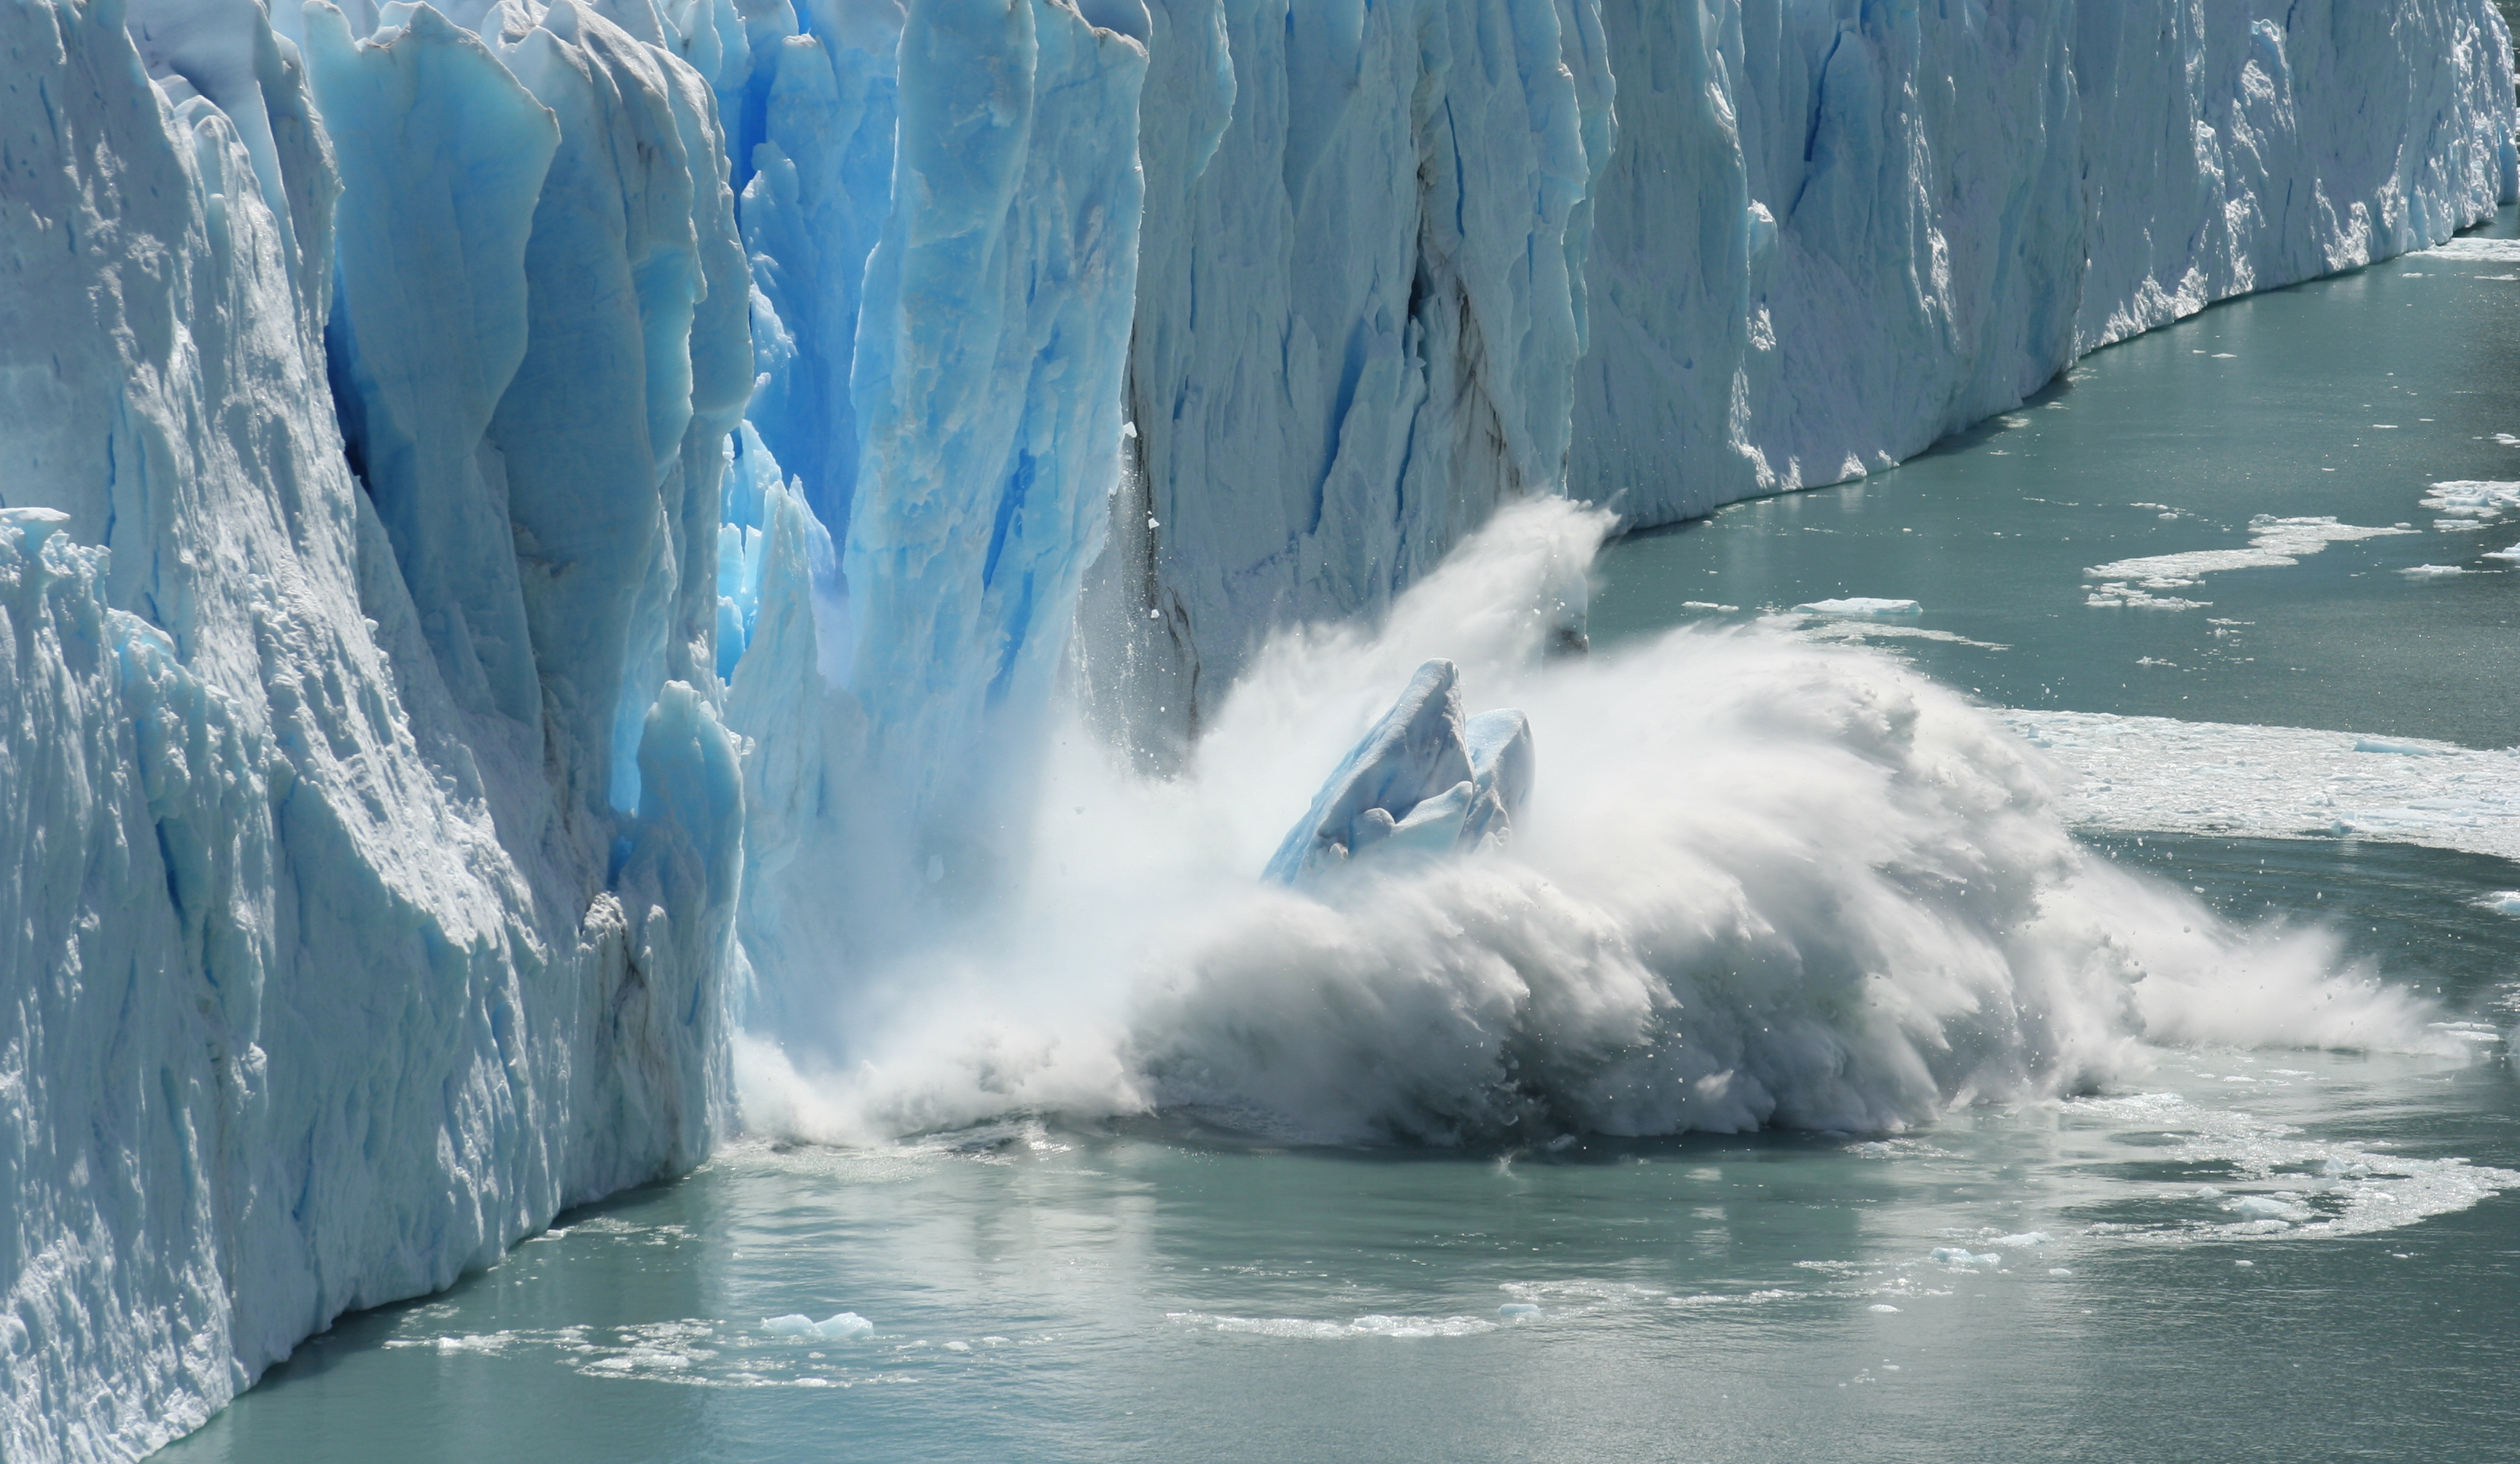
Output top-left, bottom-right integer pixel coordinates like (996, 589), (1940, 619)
(737, 500), (2463, 1145)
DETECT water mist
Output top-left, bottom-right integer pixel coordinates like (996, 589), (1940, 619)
(737, 500), (2459, 1146)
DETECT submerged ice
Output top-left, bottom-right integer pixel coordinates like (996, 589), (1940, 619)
(3, 0), (2516, 1457)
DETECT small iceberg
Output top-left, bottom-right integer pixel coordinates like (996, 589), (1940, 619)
(1792, 597), (1921, 618)
(1498, 1303), (1541, 1323)
(764, 1312), (874, 1341)
(1929, 1247), (2001, 1266)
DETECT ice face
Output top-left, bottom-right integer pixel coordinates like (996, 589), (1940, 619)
(1, 1), (742, 1457)
(1567, 0), (2519, 530)
(1104, 0), (2517, 721)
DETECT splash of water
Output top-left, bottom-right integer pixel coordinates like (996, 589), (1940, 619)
(739, 500), (2459, 1145)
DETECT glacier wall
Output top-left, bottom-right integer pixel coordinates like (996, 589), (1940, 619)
(1098, 0), (2516, 725)
(1571, 0), (2520, 523)
(1073, 0), (1613, 742)
(0, 0), (745, 1457)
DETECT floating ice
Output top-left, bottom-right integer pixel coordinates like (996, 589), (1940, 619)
(2421, 480), (2520, 521)
(2399, 564), (2470, 576)
(2003, 712), (2520, 864)
(2085, 517), (2417, 588)
(1497, 1304), (1541, 1322)
(1170, 1312), (1499, 1340)
(1929, 1248), (2002, 1267)
(1992, 1232), (2054, 1248)
(2087, 583), (2212, 610)
(763, 1312), (874, 1342)
(2415, 238), (2520, 262)
(1793, 598), (1922, 618)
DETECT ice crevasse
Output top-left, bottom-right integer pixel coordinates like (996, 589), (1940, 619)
(0, 0), (2513, 1457)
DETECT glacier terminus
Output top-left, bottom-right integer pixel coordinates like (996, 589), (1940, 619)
(1, 0), (2513, 1458)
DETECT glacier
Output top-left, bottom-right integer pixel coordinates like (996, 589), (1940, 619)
(1, 0), (2513, 1457)
(1097, 0), (2519, 729)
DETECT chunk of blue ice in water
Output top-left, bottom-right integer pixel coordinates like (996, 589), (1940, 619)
(1498, 1303), (1541, 1322)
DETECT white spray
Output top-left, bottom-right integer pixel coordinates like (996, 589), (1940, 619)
(739, 499), (2455, 1145)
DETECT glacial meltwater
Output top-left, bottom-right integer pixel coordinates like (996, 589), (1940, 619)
(154, 223), (2520, 1464)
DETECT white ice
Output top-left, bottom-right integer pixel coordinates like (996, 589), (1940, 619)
(2084, 516), (2418, 588)
(2006, 712), (2520, 863)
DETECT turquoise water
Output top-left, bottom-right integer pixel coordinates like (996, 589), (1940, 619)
(155, 225), (2520, 1462)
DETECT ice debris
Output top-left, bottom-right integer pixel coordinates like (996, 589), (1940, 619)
(2085, 517), (2416, 588)
(1792, 598), (1921, 618)
(764, 1312), (874, 1342)
(1264, 661), (1533, 884)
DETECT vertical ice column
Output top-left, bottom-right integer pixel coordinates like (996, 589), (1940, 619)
(306, 3), (556, 744)
(485, 0), (753, 817)
(734, 0), (903, 540)
(839, 0), (1150, 862)
(1096, 0), (1613, 739)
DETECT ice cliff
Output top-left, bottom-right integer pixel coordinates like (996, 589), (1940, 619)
(1096, 0), (2518, 727)
(1, 0), (745, 1456)
(1, 0), (2513, 1457)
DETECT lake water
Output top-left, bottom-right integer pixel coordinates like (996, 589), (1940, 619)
(155, 221), (2520, 1462)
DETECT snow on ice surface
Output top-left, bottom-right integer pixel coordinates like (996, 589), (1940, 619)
(2003, 712), (2520, 863)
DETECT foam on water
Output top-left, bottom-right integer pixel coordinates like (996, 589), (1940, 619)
(739, 502), (2471, 1148)
(2416, 238), (2520, 262)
